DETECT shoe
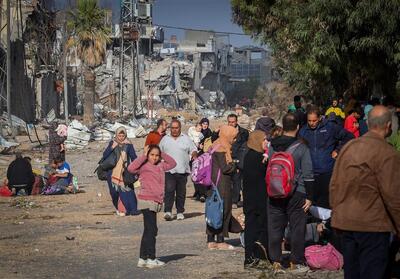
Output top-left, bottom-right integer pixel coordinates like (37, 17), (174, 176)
(272, 262), (285, 274)
(207, 242), (217, 250)
(137, 258), (147, 268)
(199, 196), (206, 203)
(116, 211), (126, 217)
(254, 241), (268, 260)
(244, 257), (260, 269)
(232, 204), (238, 209)
(216, 242), (235, 250)
(289, 262), (309, 274)
(164, 212), (173, 221)
(176, 213), (185, 220)
(146, 258), (165, 268)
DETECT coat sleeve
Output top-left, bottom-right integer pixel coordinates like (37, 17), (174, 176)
(102, 141), (114, 159)
(127, 144), (137, 162)
(214, 152), (236, 175)
(377, 153), (400, 234)
(334, 123), (354, 151)
(161, 152), (177, 172)
(127, 155), (147, 174)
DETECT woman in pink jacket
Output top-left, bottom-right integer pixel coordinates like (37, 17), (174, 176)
(128, 144), (176, 269)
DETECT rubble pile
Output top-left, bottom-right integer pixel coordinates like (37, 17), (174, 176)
(64, 120), (91, 150)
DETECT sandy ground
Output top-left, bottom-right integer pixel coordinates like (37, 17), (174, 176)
(0, 137), (344, 279)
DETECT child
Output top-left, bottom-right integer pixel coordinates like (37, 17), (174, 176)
(188, 123), (204, 148)
(127, 144), (176, 268)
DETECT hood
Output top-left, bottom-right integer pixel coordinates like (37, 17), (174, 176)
(255, 117), (276, 136)
(270, 135), (297, 152)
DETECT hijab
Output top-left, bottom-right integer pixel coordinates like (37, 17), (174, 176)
(211, 125), (238, 163)
(247, 130), (266, 153)
(114, 126), (129, 144)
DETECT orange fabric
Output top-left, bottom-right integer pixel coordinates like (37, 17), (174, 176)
(145, 131), (162, 146)
(212, 125), (238, 163)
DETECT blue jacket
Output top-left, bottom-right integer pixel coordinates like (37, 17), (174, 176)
(299, 119), (354, 174)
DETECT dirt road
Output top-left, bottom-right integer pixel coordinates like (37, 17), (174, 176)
(0, 140), (343, 279)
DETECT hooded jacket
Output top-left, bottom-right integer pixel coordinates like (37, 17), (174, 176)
(299, 119), (354, 174)
(269, 135), (314, 195)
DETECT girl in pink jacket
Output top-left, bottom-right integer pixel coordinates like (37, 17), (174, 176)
(127, 144), (176, 269)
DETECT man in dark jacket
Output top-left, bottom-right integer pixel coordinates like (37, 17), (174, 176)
(268, 113), (314, 273)
(299, 105), (353, 208)
(330, 105), (400, 279)
(6, 153), (35, 195)
(227, 113), (249, 208)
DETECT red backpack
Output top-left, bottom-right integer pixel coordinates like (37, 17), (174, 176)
(265, 142), (301, 198)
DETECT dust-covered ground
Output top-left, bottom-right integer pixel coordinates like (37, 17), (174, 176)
(0, 138), (344, 279)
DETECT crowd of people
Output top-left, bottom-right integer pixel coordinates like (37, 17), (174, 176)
(2, 94), (400, 277)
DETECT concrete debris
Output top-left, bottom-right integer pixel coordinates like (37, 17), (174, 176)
(64, 120), (91, 150)
(103, 122), (146, 139)
(93, 128), (113, 142)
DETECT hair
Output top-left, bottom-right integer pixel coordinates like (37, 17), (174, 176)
(367, 110), (392, 129)
(352, 106), (363, 116)
(294, 95), (301, 102)
(53, 157), (64, 164)
(15, 152), (23, 159)
(306, 105), (321, 117)
(146, 145), (162, 163)
(270, 126), (283, 139)
(170, 119), (181, 128)
(227, 113), (238, 120)
(156, 118), (166, 128)
(23, 156), (32, 162)
(261, 107), (269, 116)
(282, 113), (299, 132)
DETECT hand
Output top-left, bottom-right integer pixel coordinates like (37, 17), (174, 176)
(191, 151), (198, 160)
(143, 145), (149, 155)
(354, 122), (359, 128)
(303, 199), (312, 212)
(331, 150), (338, 159)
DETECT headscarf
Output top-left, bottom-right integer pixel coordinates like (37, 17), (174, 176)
(364, 104), (373, 120)
(211, 125), (238, 163)
(114, 126), (128, 144)
(55, 124), (68, 137)
(255, 116), (275, 136)
(247, 130), (265, 153)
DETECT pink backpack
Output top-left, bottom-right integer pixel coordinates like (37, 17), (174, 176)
(191, 145), (220, 186)
(305, 243), (343, 270)
(265, 142), (300, 198)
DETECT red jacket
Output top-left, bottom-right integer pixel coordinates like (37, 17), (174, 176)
(344, 115), (359, 138)
(127, 153), (176, 203)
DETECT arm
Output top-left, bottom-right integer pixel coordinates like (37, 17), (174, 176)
(214, 152), (236, 175)
(102, 141), (114, 159)
(127, 144), (137, 162)
(344, 118), (358, 134)
(161, 152), (177, 172)
(377, 154), (400, 234)
(127, 155), (147, 174)
(334, 124), (354, 152)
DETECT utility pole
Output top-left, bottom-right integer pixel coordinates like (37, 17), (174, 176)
(6, 0), (12, 131)
(63, 21), (69, 123)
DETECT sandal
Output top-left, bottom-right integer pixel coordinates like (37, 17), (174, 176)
(216, 242), (235, 250)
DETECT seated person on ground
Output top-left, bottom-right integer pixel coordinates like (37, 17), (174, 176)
(44, 157), (73, 194)
(6, 152), (35, 195)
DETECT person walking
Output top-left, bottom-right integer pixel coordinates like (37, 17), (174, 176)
(242, 130), (268, 268)
(267, 113), (314, 273)
(206, 125), (238, 250)
(330, 105), (400, 279)
(128, 145), (176, 268)
(299, 105), (353, 208)
(344, 107), (362, 138)
(145, 119), (168, 147)
(159, 119), (198, 221)
(102, 127), (139, 216)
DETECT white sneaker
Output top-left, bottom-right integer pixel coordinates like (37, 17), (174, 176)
(176, 213), (185, 220)
(116, 211), (126, 217)
(164, 212), (173, 221)
(146, 258), (165, 268)
(137, 258), (147, 268)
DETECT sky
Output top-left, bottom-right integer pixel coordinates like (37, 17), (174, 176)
(52, 0), (258, 47)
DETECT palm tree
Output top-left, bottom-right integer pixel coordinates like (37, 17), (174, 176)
(67, 0), (110, 124)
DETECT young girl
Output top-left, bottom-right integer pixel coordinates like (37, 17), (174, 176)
(127, 144), (176, 268)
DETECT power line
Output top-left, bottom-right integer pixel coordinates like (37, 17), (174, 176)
(155, 24), (248, 36)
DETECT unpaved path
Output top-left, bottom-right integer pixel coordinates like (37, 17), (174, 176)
(0, 140), (343, 279)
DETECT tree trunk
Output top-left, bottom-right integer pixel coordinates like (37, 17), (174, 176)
(83, 69), (95, 125)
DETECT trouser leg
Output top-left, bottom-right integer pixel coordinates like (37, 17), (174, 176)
(231, 171), (242, 204)
(140, 209), (158, 260)
(119, 189), (138, 215)
(342, 231), (361, 279)
(314, 172), (332, 209)
(164, 173), (176, 213)
(268, 199), (288, 263)
(245, 210), (257, 260)
(175, 174), (187, 214)
(287, 193), (306, 264)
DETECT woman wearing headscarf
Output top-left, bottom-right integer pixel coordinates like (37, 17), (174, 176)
(48, 122), (67, 163)
(242, 130), (268, 268)
(206, 125), (238, 250)
(103, 127), (139, 216)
